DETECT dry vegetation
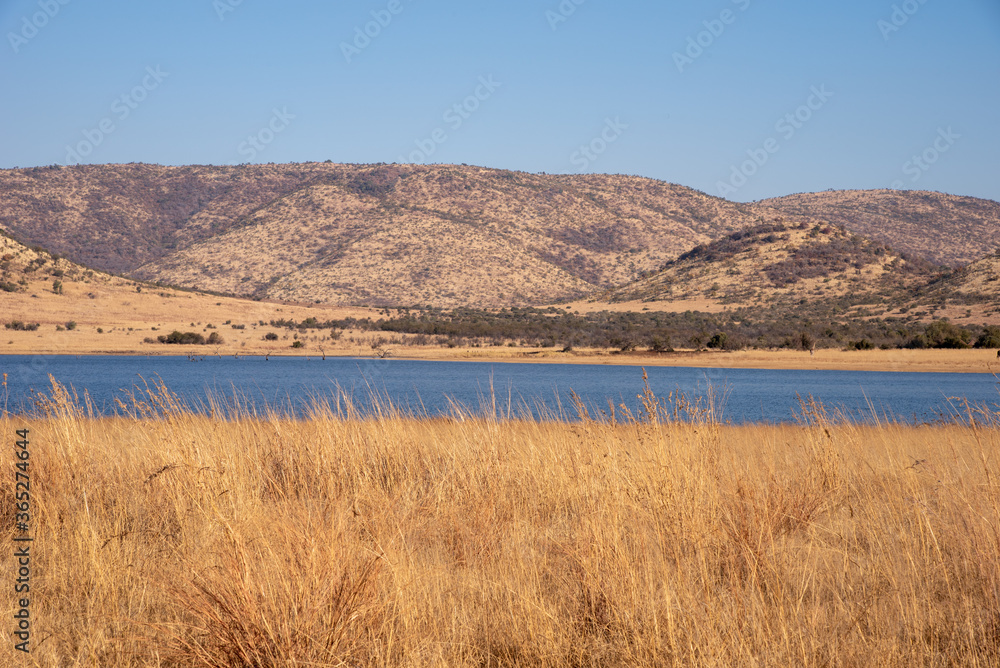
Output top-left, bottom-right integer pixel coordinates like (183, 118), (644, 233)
(0, 230), (386, 356)
(2, 229), (998, 369)
(601, 221), (941, 311)
(3, 378), (1000, 666)
(0, 164), (767, 307)
(2, 165), (997, 308)
(892, 252), (1000, 323)
(760, 189), (1000, 268)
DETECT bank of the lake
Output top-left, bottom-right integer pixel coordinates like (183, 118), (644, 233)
(2, 342), (998, 374)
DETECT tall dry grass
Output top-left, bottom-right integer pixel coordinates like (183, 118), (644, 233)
(2, 376), (999, 666)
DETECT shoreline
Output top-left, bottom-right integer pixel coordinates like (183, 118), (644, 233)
(2, 346), (997, 374)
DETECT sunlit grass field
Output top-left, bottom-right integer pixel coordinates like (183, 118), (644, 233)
(3, 377), (999, 666)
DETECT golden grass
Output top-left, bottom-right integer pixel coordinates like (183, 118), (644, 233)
(3, 379), (1000, 666)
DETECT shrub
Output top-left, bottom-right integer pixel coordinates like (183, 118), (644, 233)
(975, 326), (1000, 349)
(5, 321), (39, 331)
(291, 340), (304, 349)
(707, 333), (728, 349)
(925, 319), (971, 349)
(648, 336), (672, 353)
(264, 332), (279, 341)
(157, 331), (206, 345)
(65, 321), (77, 331)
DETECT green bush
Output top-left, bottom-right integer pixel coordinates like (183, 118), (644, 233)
(157, 331), (206, 345)
(975, 326), (1000, 349)
(5, 321), (39, 331)
(925, 319), (971, 349)
(707, 333), (728, 349)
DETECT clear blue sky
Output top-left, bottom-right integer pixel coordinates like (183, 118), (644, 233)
(2, 0), (998, 202)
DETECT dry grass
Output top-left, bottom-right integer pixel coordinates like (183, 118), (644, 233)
(3, 378), (1000, 666)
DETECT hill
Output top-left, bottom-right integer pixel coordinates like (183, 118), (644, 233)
(1, 229), (996, 367)
(599, 221), (942, 314)
(893, 252), (1000, 323)
(760, 190), (1000, 267)
(1, 164), (997, 307)
(0, 229), (379, 356)
(0, 164), (766, 307)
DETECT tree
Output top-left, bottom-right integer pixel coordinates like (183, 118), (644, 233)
(925, 319), (971, 349)
(975, 326), (1000, 349)
(707, 333), (728, 349)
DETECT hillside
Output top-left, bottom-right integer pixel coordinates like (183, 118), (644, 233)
(599, 221), (943, 316)
(0, 164), (767, 307)
(894, 251), (1000, 322)
(760, 190), (1000, 267)
(1, 164), (997, 308)
(2, 229), (996, 367)
(0, 229), (382, 356)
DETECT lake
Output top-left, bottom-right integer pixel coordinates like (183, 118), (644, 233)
(0, 355), (994, 424)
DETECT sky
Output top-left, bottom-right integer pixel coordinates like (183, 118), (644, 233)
(1, 0), (998, 203)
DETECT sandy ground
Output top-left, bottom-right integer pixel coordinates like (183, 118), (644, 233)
(387, 347), (1000, 374)
(2, 332), (997, 375)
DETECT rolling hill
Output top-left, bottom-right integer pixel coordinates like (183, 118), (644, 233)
(0, 229), (379, 356)
(0, 164), (997, 307)
(893, 251), (1000, 322)
(598, 221), (943, 315)
(760, 189), (1000, 267)
(0, 164), (769, 307)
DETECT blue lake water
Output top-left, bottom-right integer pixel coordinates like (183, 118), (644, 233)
(0, 355), (994, 424)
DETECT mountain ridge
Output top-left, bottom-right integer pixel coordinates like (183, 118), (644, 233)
(0, 163), (996, 307)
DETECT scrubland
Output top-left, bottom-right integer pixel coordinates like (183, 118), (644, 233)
(2, 379), (1000, 666)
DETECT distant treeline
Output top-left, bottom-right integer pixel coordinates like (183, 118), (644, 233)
(264, 307), (1000, 352)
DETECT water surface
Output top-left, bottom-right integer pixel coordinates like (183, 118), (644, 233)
(0, 355), (994, 424)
